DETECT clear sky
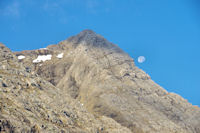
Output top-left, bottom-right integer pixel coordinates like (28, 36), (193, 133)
(0, 0), (199, 106)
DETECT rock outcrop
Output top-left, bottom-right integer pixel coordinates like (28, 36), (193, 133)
(4, 30), (200, 133)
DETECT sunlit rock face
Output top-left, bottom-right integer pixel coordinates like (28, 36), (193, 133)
(0, 43), (131, 133)
(12, 30), (200, 133)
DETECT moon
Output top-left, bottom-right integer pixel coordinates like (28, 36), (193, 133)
(138, 56), (146, 63)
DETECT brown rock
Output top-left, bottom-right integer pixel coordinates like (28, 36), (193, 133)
(12, 30), (200, 133)
(0, 42), (131, 132)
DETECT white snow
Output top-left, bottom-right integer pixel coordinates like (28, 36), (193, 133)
(18, 55), (25, 60)
(56, 53), (64, 59)
(39, 48), (48, 50)
(33, 55), (52, 63)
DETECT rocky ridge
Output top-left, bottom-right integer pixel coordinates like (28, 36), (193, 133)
(2, 30), (200, 133)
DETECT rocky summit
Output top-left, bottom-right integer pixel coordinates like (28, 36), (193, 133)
(0, 30), (199, 133)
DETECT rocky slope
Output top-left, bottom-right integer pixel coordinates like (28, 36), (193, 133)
(0, 43), (132, 132)
(4, 30), (200, 133)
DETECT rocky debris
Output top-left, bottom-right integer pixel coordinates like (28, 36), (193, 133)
(14, 30), (200, 133)
(0, 43), (132, 132)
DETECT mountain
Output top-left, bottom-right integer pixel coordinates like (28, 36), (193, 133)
(0, 42), (131, 132)
(1, 30), (200, 133)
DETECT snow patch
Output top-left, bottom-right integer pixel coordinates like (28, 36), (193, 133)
(18, 55), (25, 60)
(39, 48), (48, 50)
(56, 53), (64, 59)
(33, 55), (52, 63)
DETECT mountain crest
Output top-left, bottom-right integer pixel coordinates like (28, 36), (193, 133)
(66, 29), (114, 49)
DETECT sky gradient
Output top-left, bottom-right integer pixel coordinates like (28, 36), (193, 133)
(0, 0), (200, 106)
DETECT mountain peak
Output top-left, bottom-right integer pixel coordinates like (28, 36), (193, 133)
(80, 29), (96, 35)
(67, 29), (112, 48)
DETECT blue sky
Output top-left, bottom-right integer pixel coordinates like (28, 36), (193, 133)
(0, 0), (199, 106)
